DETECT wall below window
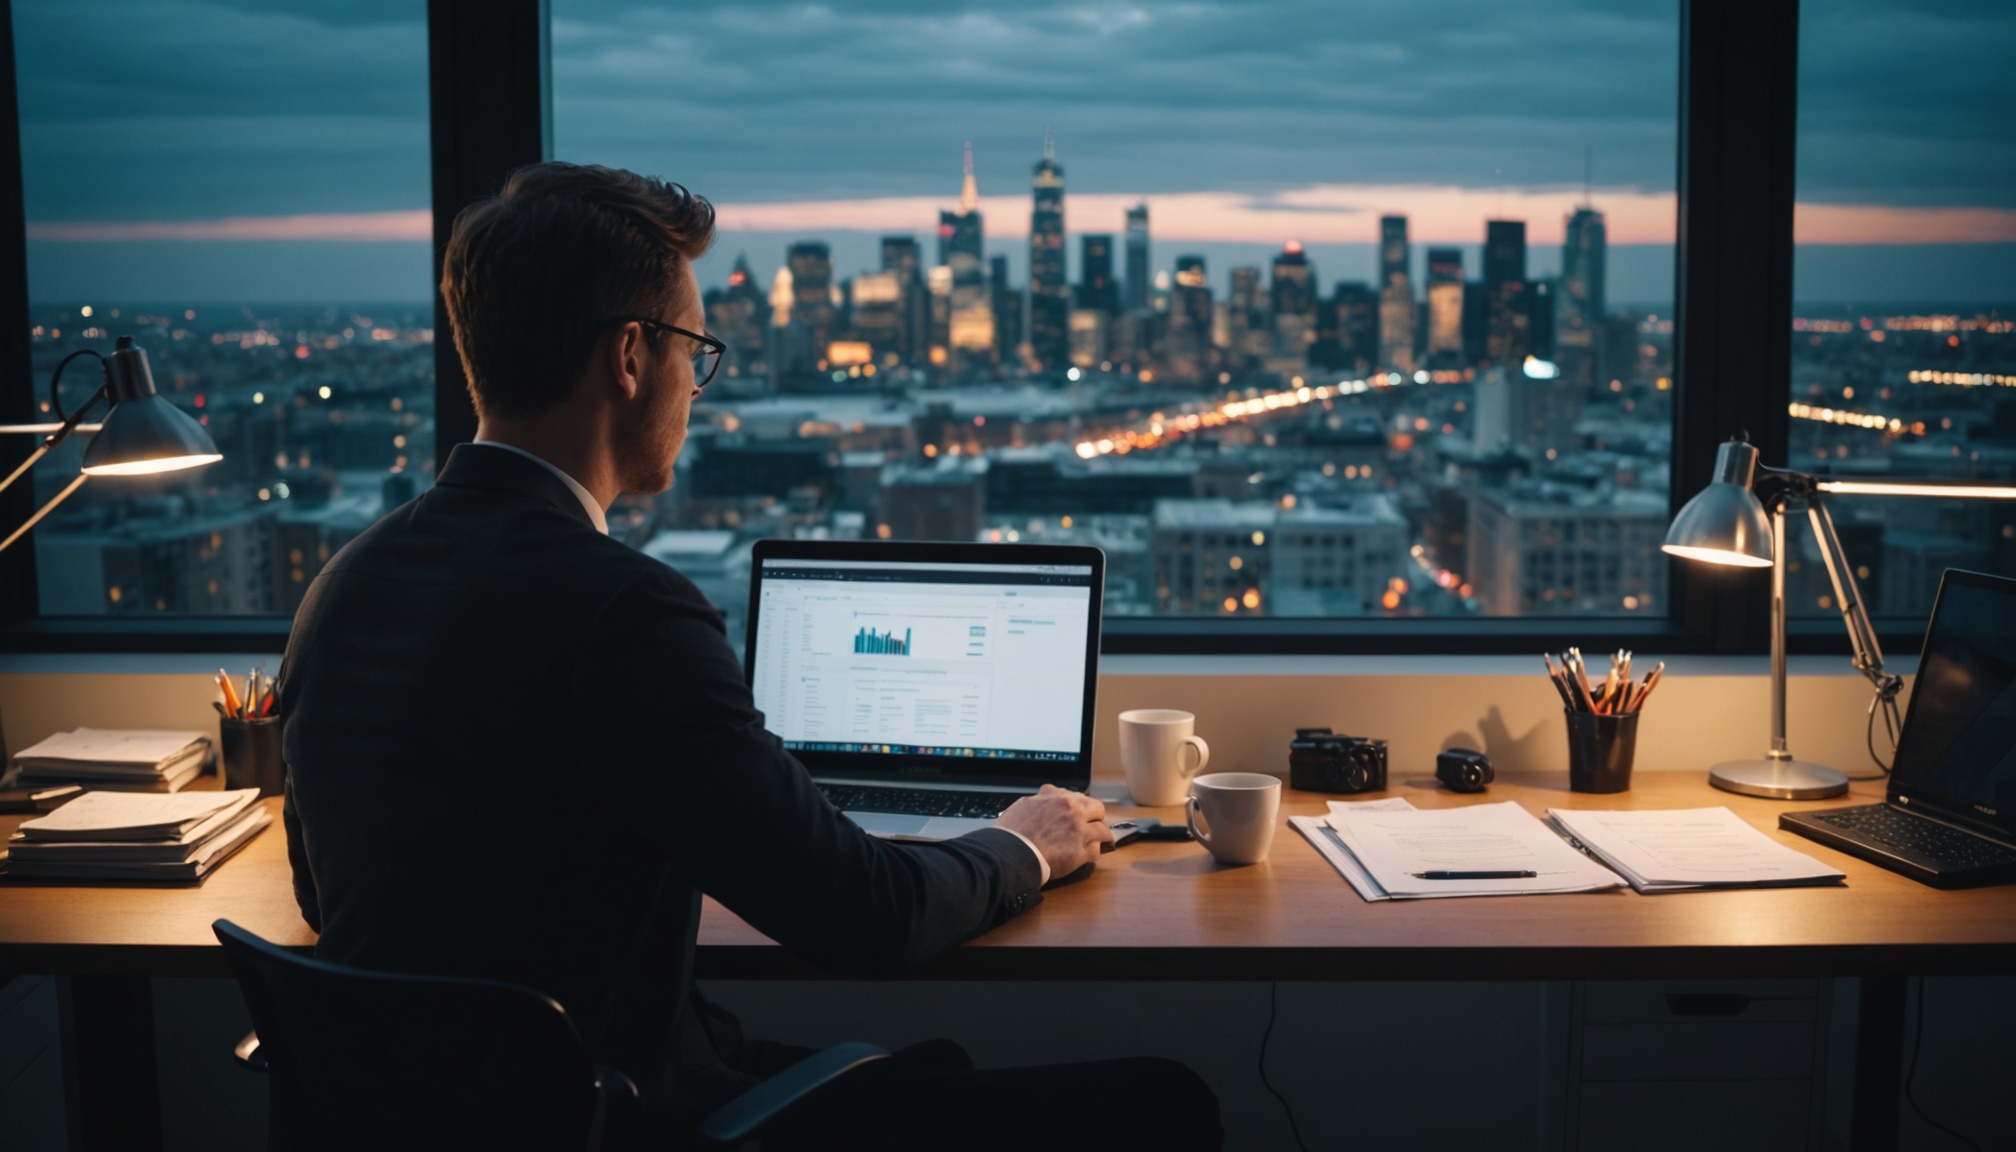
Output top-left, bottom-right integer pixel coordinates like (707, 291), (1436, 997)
(1, 652), (1913, 783)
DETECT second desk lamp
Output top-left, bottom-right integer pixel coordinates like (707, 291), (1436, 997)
(1663, 434), (2016, 799)
(0, 335), (222, 554)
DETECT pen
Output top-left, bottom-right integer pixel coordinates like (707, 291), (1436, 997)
(1409, 870), (1539, 880)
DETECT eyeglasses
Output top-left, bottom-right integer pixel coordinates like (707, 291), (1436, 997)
(608, 315), (725, 390)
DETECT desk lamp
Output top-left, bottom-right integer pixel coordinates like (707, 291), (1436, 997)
(0, 336), (222, 553)
(1663, 434), (2016, 799)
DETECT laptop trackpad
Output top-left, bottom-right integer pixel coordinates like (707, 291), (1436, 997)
(844, 811), (993, 842)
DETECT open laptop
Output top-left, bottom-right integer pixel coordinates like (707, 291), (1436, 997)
(744, 538), (1104, 840)
(1782, 569), (2016, 889)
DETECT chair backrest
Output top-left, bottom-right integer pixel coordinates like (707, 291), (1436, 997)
(213, 919), (609, 1152)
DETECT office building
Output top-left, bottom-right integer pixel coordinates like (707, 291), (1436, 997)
(1270, 242), (1315, 369)
(878, 456), (989, 541)
(1227, 266), (1268, 370)
(1484, 220), (1529, 365)
(1124, 202), (1150, 312)
(1316, 282), (1378, 374)
(848, 271), (904, 361)
(1425, 247), (1465, 363)
(1377, 216), (1416, 372)
(1557, 206), (1607, 386)
(1068, 308), (1108, 369)
(1465, 483), (1668, 615)
(990, 254), (1022, 364)
(943, 144), (995, 362)
(1165, 254), (1213, 378)
(880, 235), (926, 367)
(705, 254), (771, 389)
(1078, 234), (1118, 316)
(1028, 133), (1069, 372)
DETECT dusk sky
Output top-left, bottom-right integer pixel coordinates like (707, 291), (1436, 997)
(16, 0), (2016, 307)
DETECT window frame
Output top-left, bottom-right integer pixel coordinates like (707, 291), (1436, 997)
(0, 0), (1913, 659)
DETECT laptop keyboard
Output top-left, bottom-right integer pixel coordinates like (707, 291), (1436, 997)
(1811, 805), (2016, 870)
(816, 783), (1020, 820)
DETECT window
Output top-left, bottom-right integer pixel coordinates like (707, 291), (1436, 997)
(13, 0), (433, 617)
(549, 1), (1680, 629)
(1788, 1), (2016, 622)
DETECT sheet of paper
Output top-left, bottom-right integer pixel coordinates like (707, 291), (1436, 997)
(1548, 807), (1845, 889)
(1329, 801), (1625, 897)
(14, 729), (209, 767)
(16, 789), (258, 840)
(1291, 798), (1422, 901)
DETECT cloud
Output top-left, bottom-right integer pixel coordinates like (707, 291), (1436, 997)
(27, 211), (431, 243)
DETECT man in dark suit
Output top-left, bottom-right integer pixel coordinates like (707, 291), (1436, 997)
(279, 162), (1221, 1149)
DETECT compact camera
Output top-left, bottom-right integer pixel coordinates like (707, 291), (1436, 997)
(1289, 727), (1389, 794)
(1435, 748), (1495, 793)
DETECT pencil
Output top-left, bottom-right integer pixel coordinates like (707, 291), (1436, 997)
(218, 669), (242, 719)
(1635, 663), (1665, 710)
(1543, 655), (1576, 711)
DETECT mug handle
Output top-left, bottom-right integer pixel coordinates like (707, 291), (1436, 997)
(1186, 795), (1211, 845)
(1181, 735), (1210, 778)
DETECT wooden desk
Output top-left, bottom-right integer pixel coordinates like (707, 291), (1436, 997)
(5, 773), (2013, 1151)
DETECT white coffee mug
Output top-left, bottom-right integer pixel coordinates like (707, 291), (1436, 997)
(1118, 709), (1211, 807)
(1185, 772), (1282, 865)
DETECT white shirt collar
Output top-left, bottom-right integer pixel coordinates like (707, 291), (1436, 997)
(469, 440), (608, 535)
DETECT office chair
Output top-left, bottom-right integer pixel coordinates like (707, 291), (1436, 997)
(213, 919), (887, 1151)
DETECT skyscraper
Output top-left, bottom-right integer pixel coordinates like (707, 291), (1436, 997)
(1270, 242), (1315, 367)
(1557, 205), (1607, 384)
(1028, 132), (1069, 372)
(881, 235), (924, 367)
(1166, 254), (1213, 377)
(1425, 247), (1465, 363)
(990, 254), (1021, 363)
(1484, 219), (1529, 365)
(787, 240), (836, 371)
(1124, 202), (1150, 313)
(944, 144), (994, 360)
(1078, 234), (1118, 315)
(1377, 216), (1415, 372)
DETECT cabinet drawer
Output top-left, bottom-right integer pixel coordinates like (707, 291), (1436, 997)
(1582, 980), (1817, 1024)
(1582, 1021), (1815, 1082)
(1578, 1081), (1811, 1152)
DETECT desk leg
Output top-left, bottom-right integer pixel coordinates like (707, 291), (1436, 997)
(1851, 974), (1904, 1152)
(56, 975), (163, 1152)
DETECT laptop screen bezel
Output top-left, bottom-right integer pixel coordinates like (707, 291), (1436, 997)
(1887, 567), (2016, 844)
(744, 537), (1105, 790)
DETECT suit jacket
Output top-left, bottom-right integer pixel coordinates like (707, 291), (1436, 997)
(278, 444), (1042, 1098)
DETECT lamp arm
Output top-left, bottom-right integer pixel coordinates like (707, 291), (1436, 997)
(0, 382), (108, 499)
(1804, 493), (1900, 696)
(0, 472), (88, 555)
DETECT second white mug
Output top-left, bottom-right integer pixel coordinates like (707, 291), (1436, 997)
(1118, 709), (1211, 807)
(1185, 772), (1282, 865)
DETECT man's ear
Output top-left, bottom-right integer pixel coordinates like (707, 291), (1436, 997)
(601, 323), (647, 401)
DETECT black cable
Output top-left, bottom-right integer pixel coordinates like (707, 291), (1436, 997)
(1848, 681), (1903, 781)
(46, 348), (106, 425)
(1904, 977), (1983, 1152)
(1258, 981), (1311, 1152)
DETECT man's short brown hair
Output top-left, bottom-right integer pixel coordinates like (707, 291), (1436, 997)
(440, 162), (715, 418)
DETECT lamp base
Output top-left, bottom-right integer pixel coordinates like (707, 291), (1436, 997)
(1709, 758), (1849, 800)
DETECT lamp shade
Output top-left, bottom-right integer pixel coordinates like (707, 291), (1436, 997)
(78, 336), (222, 476)
(80, 394), (223, 476)
(1662, 438), (1774, 567)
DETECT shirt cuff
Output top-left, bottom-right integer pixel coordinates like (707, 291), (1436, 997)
(1002, 827), (1051, 886)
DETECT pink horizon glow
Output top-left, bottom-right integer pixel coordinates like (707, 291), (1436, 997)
(25, 190), (2016, 247)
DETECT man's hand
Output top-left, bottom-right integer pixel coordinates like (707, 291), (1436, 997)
(995, 784), (1112, 882)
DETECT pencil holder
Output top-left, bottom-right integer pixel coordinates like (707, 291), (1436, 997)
(1565, 710), (1638, 794)
(220, 715), (285, 798)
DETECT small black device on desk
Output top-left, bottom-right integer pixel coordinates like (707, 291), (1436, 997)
(1436, 749), (1494, 793)
(1104, 818), (1192, 850)
(1780, 569), (2016, 889)
(1289, 728), (1387, 793)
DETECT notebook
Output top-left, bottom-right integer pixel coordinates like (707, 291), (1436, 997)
(1781, 569), (2016, 888)
(744, 538), (1104, 841)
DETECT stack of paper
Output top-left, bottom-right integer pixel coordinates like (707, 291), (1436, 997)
(1547, 807), (1845, 893)
(11, 729), (212, 793)
(1292, 799), (1625, 900)
(5, 788), (269, 882)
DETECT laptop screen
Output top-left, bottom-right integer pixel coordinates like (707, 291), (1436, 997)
(1891, 570), (2016, 839)
(745, 541), (1103, 788)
